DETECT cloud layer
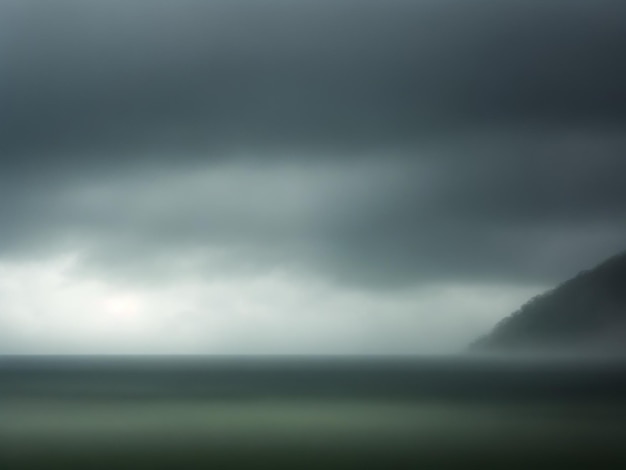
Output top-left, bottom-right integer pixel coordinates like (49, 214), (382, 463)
(1, 0), (625, 352)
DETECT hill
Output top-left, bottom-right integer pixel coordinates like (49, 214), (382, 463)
(471, 252), (626, 354)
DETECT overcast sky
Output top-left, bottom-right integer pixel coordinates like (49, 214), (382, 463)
(1, 0), (625, 354)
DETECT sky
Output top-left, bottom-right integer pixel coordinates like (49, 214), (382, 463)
(1, 0), (625, 354)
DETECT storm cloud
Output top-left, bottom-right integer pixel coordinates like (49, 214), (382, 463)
(2, 0), (626, 159)
(0, 0), (625, 353)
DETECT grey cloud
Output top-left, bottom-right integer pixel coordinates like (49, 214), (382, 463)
(1, 1), (626, 291)
(2, 0), (626, 166)
(310, 133), (626, 287)
(3, 132), (625, 290)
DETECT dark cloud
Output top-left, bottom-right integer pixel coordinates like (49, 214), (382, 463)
(2, 0), (626, 163)
(3, 132), (625, 290)
(1, 0), (626, 290)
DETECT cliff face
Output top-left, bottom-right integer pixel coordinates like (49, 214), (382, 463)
(471, 252), (626, 353)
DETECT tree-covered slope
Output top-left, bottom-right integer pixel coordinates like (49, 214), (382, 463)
(472, 252), (626, 353)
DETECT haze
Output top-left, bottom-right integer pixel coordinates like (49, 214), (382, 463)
(1, 0), (625, 354)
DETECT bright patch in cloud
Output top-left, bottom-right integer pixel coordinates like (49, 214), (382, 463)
(0, 253), (543, 354)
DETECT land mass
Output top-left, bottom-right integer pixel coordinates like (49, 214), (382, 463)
(472, 251), (626, 354)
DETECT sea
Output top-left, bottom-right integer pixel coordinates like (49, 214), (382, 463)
(3, 355), (626, 468)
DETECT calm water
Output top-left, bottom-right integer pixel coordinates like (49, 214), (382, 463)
(3, 356), (626, 468)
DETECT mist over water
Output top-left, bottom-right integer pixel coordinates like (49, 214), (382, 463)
(3, 355), (626, 468)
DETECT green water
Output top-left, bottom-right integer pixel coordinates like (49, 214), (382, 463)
(3, 399), (626, 469)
